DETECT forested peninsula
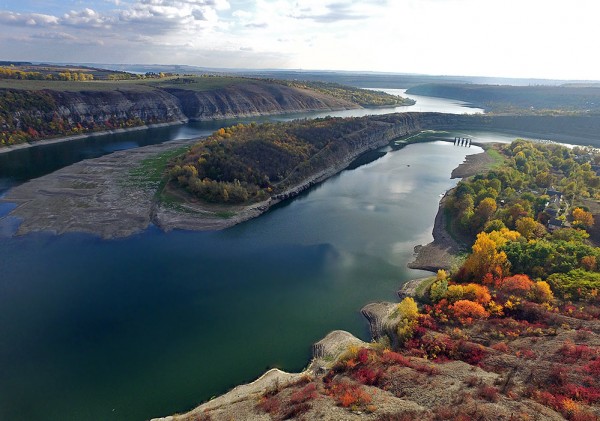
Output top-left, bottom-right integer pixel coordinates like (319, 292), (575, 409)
(5, 112), (600, 239)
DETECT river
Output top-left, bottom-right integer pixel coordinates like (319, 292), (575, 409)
(0, 92), (504, 420)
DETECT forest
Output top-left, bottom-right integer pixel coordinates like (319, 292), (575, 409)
(168, 116), (394, 204)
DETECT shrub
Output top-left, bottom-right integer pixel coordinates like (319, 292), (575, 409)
(451, 300), (490, 325)
(429, 276), (449, 303)
(256, 395), (280, 414)
(529, 281), (554, 304)
(446, 285), (465, 303)
(290, 383), (318, 404)
(463, 283), (492, 305)
(354, 367), (383, 385)
(491, 342), (509, 353)
(328, 381), (372, 408)
(478, 385), (499, 402)
(497, 274), (534, 297)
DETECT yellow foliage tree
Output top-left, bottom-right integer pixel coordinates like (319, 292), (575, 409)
(528, 281), (554, 304)
(487, 228), (521, 247)
(462, 231), (511, 281)
(572, 207), (594, 229)
(515, 217), (546, 239)
(396, 297), (419, 345)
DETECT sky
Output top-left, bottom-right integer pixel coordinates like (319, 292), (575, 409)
(0, 0), (598, 80)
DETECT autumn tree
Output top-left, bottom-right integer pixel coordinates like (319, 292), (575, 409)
(396, 297), (419, 345)
(528, 281), (554, 304)
(451, 300), (489, 325)
(515, 216), (546, 239)
(462, 231), (511, 281)
(572, 207), (594, 229)
(497, 274), (534, 298)
(429, 270), (449, 302)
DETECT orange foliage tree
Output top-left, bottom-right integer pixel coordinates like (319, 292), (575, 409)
(451, 300), (490, 325)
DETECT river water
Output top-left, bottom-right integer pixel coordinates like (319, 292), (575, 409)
(0, 92), (505, 420)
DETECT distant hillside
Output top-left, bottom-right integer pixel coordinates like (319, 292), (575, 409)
(0, 72), (413, 147)
(407, 83), (600, 114)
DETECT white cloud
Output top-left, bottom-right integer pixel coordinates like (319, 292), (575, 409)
(0, 0), (599, 80)
(63, 8), (111, 28)
(0, 11), (59, 26)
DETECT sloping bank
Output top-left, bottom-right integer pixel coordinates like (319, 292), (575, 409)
(4, 112), (600, 239)
(0, 79), (359, 153)
(2, 112), (460, 239)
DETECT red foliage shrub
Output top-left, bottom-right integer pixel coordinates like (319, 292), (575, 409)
(516, 348), (537, 360)
(497, 274), (534, 297)
(280, 402), (311, 419)
(256, 395), (280, 414)
(330, 382), (372, 408)
(354, 367), (383, 385)
(491, 342), (509, 353)
(413, 364), (441, 376)
(457, 341), (487, 365)
(583, 359), (600, 377)
(478, 385), (499, 402)
(357, 348), (370, 364)
(558, 341), (598, 363)
(418, 314), (438, 330)
(549, 366), (567, 387)
(562, 383), (600, 404)
(290, 383), (318, 404)
(381, 351), (412, 367)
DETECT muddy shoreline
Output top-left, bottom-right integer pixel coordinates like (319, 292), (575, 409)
(408, 149), (497, 272)
(0, 122), (402, 238)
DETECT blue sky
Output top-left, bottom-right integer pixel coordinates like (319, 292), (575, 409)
(0, 0), (599, 80)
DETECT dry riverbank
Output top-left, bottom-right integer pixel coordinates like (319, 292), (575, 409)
(408, 148), (498, 272)
(2, 114), (424, 238)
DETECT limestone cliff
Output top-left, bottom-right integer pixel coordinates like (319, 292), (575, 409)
(165, 82), (359, 120)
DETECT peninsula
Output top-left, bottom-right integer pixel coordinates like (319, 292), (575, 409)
(5, 112), (600, 239)
(152, 140), (600, 421)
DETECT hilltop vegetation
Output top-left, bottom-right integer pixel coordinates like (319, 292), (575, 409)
(168, 116), (397, 203)
(0, 65), (416, 148)
(407, 83), (600, 114)
(271, 79), (415, 107)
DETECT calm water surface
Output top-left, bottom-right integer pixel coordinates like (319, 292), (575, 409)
(0, 94), (502, 420)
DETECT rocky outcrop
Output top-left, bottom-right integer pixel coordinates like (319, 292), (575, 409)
(2, 81), (359, 144)
(49, 89), (188, 126)
(165, 81), (359, 120)
(361, 302), (398, 340)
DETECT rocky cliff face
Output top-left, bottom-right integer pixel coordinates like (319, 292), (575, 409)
(49, 89), (188, 126)
(3, 81), (359, 141)
(164, 82), (358, 120)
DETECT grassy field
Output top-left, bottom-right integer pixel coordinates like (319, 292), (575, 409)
(0, 76), (248, 92)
